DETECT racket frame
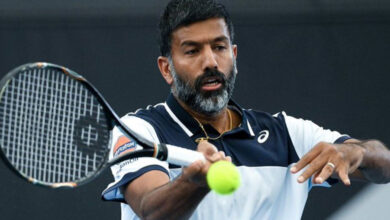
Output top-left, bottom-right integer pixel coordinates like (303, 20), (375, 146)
(0, 62), (205, 188)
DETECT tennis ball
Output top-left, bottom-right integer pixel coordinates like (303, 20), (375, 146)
(206, 161), (241, 195)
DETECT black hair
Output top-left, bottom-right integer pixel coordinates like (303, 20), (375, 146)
(159, 0), (234, 57)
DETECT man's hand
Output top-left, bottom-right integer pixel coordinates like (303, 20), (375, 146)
(180, 140), (232, 187)
(290, 141), (366, 185)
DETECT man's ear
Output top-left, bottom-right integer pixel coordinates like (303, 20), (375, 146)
(232, 44), (237, 59)
(232, 44), (238, 74)
(157, 56), (173, 85)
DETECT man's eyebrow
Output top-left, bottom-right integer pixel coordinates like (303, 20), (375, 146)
(180, 36), (230, 47)
(181, 41), (200, 47)
(213, 36), (229, 43)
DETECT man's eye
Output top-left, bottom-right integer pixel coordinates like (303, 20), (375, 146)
(185, 49), (198, 55)
(215, 45), (226, 51)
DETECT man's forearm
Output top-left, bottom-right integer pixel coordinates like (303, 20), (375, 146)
(357, 140), (390, 183)
(138, 175), (209, 220)
(125, 142), (228, 220)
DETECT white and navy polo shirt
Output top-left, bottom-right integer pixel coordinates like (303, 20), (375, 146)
(102, 94), (350, 220)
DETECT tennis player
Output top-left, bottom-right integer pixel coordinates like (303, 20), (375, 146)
(102, 0), (390, 219)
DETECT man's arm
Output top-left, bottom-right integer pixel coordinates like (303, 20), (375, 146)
(124, 141), (230, 220)
(350, 139), (390, 183)
(290, 139), (390, 185)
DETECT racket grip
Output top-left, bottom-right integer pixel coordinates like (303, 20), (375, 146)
(164, 144), (206, 166)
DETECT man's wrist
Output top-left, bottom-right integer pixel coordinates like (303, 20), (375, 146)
(175, 173), (211, 193)
(342, 142), (367, 168)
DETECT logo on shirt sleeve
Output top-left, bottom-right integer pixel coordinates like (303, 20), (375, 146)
(113, 135), (137, 157)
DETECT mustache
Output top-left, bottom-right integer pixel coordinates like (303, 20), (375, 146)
(194, 68), (227, 91)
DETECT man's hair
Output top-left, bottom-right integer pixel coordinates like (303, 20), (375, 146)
(159, 0), (234, 57)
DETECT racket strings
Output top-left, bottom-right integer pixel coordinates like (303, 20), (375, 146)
(0, 67), (110, 185)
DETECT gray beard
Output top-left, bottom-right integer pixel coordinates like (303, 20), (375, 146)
(169, 59), (237, 116)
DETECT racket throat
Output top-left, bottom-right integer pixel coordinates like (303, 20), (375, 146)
(155, 143), (168, 161)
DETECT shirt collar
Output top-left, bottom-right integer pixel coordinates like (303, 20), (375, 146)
(164, 93), (255, 137)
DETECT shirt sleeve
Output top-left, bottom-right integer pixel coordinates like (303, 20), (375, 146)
(101, 115), (169, 203)
(281, 111), (350, 158)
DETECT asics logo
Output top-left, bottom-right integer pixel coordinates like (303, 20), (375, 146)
(257, 130), (269, 144)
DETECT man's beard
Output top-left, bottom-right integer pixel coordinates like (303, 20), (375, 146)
(170, 60), (237, 116)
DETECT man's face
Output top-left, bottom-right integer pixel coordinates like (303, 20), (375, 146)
(169, 18), (237, 116)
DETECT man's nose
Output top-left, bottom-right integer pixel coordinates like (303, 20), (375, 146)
(201, 46), (218, 70)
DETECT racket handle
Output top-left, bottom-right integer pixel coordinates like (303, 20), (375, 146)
(163, 144), (206, 166)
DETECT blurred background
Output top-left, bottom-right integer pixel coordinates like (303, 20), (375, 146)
(1, 0), (389, 219)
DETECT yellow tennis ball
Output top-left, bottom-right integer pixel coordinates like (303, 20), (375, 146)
(206, 161), (241, 195)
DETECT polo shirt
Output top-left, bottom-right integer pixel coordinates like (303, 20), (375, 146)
(102, 93), (350, 220)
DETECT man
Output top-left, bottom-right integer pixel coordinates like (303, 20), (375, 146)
(102, 0), (390, 219)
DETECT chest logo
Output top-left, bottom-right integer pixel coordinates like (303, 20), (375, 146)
(257, 130), (269, 144)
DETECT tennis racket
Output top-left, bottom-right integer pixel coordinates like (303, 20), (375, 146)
(0, 62), (205, 188)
